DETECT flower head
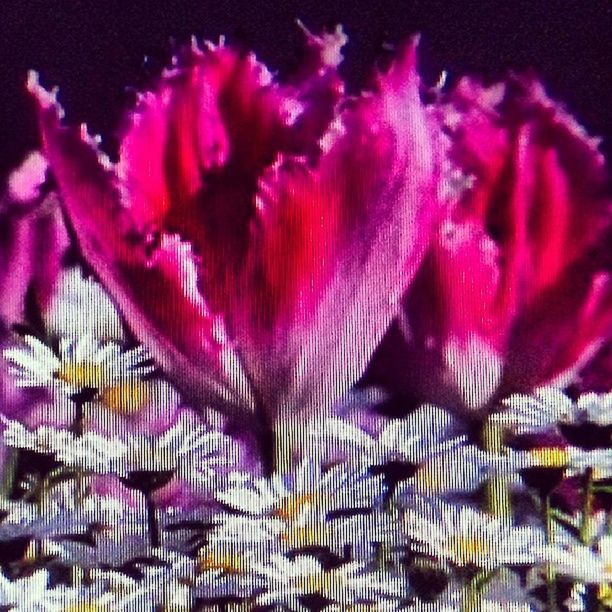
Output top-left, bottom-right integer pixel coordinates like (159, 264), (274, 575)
(399, 75), (611, 409)
(253, 554), (405, 609)
(4, 334), (154, 397)
(30, 28), (441, 428)
(402, 500), (548, 569)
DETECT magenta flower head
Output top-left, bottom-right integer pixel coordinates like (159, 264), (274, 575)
(402, 76), (612, 410)
(0, 152), (68, 327)
(29, 27), (441, 439)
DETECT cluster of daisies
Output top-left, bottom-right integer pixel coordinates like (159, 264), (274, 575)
(0, 266), (610, 610)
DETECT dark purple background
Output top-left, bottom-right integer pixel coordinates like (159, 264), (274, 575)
(0, 0), (610, 179)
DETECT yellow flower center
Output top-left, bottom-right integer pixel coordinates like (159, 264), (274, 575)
(57, 361), (105, 389)
(98, 380), (149, 415)
(413, 462), (446, 494)
(198, 549), (244, 575)
(281, 520), (326, 549)
(273, 493), (316, 520)
(529, 447), (569, 468)
(449, 534), (491, 565)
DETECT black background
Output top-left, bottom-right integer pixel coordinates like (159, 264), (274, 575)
(0, 0), (610, 180)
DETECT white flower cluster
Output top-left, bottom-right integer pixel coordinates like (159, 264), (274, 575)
(0, 267), (609, 610)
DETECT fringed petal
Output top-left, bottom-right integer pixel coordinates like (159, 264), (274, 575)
(32, 30), (440, 429)
(237, 40), (439, 421)
(401, 74), (611, 409)
(30, 77), (252, 412)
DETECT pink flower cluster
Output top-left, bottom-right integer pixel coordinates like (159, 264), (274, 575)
(3, 26), (611, 427)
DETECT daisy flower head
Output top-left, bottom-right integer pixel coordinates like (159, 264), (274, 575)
(395, 443), (494, 500)
(4, 333), (154, 398)
(502, 445), (612, 478)
(254, 555), (406, 610)
(576, 391), (612, 426)
(2, 410), (240, 501)
(309, 403), (465, 469)
(402, 500), (548, 570)
(24, 376), (183, 437)
(44, 265), (125, 342)
(492, 387), (578, 435)
(0, 569), (51, 610)
(550, 533), (612, 584)
(210, 505), (380, 559)
(217, 458), (383, 518)
(194, 541), (266, 600)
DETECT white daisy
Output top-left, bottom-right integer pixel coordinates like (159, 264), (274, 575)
(2, 417), (123, 473)
(402, 500), (548, 569)
(395, 443), (496, 500)
(501, 445), (612, 478)
(194, 541), (266, 599)
(4, 334), (154, 396)
(549, 534), (612, 584)
(210, 506), (380, 559)
(494, 387), (612, 434)
(217, 458), (383, 518)
(309, 403), (465, 468)
(0, 478), (137, 541)
(0, 569), (50, 610)
(576, 391), (612, 426)
(2, 412), (239, 483)
(26, 376), (183, 436)
(254, 555), (405, 609)
(112, 412), (240, 481)
(44, 266), (125, 342)
(492, 387), (577, 434)
(110, 551), (197, 610)
(36, 581), (128, 611)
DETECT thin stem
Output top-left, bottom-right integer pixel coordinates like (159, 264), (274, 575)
(544, 494), (557, 611)
(144, 490), (160, 548)
(482, 420), (511, 518)
(463, 570), (493, 611)
(1, 447), (18, 498)
(70, 398), (86, 506)
(579, 468), (594, 545)
(70, 398), (84, 437)
(579, 469), (599, 610)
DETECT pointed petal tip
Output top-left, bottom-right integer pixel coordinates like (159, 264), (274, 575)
(296, 20), (348, 69)
(26, 71), (64, 120)
(373, 34), (421, 95)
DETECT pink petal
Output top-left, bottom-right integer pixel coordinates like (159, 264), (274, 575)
(118, 34), (344, 315)
(32, 33), (440, 428)
(400, 74), (611, 409)
(0, 153), (67, 325)
(236, 40), (439, 420)
(29, 76), (252, 412)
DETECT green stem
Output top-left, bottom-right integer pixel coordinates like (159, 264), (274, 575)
(579, 468), (594, 545)
(482, 420), (511, 518)
(463, 570), (493, 611)
(544, 494), (557, 611)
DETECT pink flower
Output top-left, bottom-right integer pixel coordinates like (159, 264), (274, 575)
(0, 152), (68, 327)
(0, 153), (68, 423)
(400, 76), (611, 409)
(30, 29), (441, 433)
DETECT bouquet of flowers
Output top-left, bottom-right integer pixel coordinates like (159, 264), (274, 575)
(0, 24), (609, 610)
